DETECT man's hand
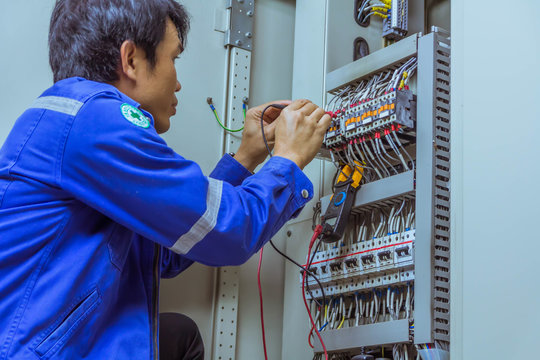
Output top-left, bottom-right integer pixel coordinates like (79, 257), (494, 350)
(234, 100), (291, 172)
(273, 99), (331, 170)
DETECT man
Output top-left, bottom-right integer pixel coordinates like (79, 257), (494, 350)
(0, 0), (331, 359)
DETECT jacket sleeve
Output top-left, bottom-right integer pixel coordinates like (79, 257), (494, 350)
(209, 153), (252, 186)
(161, 248), (194, 278)
(61, 93), (313, 267)
(161, 154), (252, 277)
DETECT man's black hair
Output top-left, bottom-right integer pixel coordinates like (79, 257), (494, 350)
(49, 0), (190, 83)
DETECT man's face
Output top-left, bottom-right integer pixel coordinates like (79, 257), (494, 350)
(137, 19), (182, 133)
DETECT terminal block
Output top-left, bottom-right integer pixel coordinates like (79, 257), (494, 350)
(324, 89), (416, 149)
(343, 90), (416, 140)
(303, 229), (416, 301)
(382, 0), (408, 40)
(324, 118), (345, 148)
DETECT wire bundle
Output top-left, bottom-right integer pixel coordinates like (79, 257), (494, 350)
(357, 0), (392, 23)
(325, 58), (417, 184)
(302, 225), (329, 360)
(327, 58), (417, 113)
(308, 283), (414, 334)
(312, 353), (352, 360)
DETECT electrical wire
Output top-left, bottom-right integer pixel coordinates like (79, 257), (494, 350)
(260, 104), (287, 157)
(257, 249), (269, 360)
(207, 97), (245, 132)
(302, 225), (328, 360)
(268, 240), (327, 309)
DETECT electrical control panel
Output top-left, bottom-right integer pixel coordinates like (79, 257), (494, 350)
(293, 3), (451, 356)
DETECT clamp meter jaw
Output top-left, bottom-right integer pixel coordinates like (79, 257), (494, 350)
(320, 164), (363, 243)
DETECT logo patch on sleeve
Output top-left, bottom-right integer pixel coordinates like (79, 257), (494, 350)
(121, 103), (150, 128)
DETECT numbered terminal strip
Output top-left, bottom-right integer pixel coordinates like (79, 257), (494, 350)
(303, 229), (415, 300)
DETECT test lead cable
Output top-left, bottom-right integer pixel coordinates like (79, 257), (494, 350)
(257, 249), (269, 360)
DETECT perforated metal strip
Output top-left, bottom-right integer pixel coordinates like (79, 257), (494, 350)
(432, 32), (451, 344)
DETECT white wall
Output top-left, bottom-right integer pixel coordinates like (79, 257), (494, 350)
(451, 0), (540, 358)
(0, 0), (55, 144)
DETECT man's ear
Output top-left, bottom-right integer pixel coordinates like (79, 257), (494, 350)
(119, 40), (143, 81)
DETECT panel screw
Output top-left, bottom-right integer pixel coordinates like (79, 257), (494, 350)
(247, 10), (254, 17)
(237, 0), (244, 3)
(287, 231), (292, 237)
(235, 40), (243, 46)
(245, 32), (252, 38)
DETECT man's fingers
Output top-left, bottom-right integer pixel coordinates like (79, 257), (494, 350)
(252, 100), (292, 123)
(286, 99), (311, 111)
(309, 107), (327, 122)
(317, 113), (332, 133)
(262, 106), (286, 123)
(264, 120), (277, 140)
(256, 99), (292, 109)
(300, 102), (319, 117)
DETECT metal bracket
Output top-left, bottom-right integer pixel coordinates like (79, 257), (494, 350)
(212, 267), (240, 359)
(225, 0), (255, 50)
(225, 48), (251, 154)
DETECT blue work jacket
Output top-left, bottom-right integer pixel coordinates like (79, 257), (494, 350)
(0, 78), (313, 359)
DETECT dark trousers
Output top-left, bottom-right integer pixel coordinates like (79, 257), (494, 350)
(159, 313), (205, 360)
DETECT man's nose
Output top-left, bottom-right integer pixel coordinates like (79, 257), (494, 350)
(175, 80), (181, 92)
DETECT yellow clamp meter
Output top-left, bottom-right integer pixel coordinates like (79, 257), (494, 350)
(320, 163), (363, 243)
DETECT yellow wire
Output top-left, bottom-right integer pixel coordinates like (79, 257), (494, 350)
(337, 315), (345, 329)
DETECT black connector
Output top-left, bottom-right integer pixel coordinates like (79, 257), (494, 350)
(345, 258), (359, 268)
(361, 254), (374, 265)
(396, 246), (410, 257)
(330, 262), (343, 272)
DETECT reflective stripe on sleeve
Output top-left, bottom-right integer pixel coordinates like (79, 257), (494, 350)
(170, 177), (224, 255)
(29, 96), (84, 116)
